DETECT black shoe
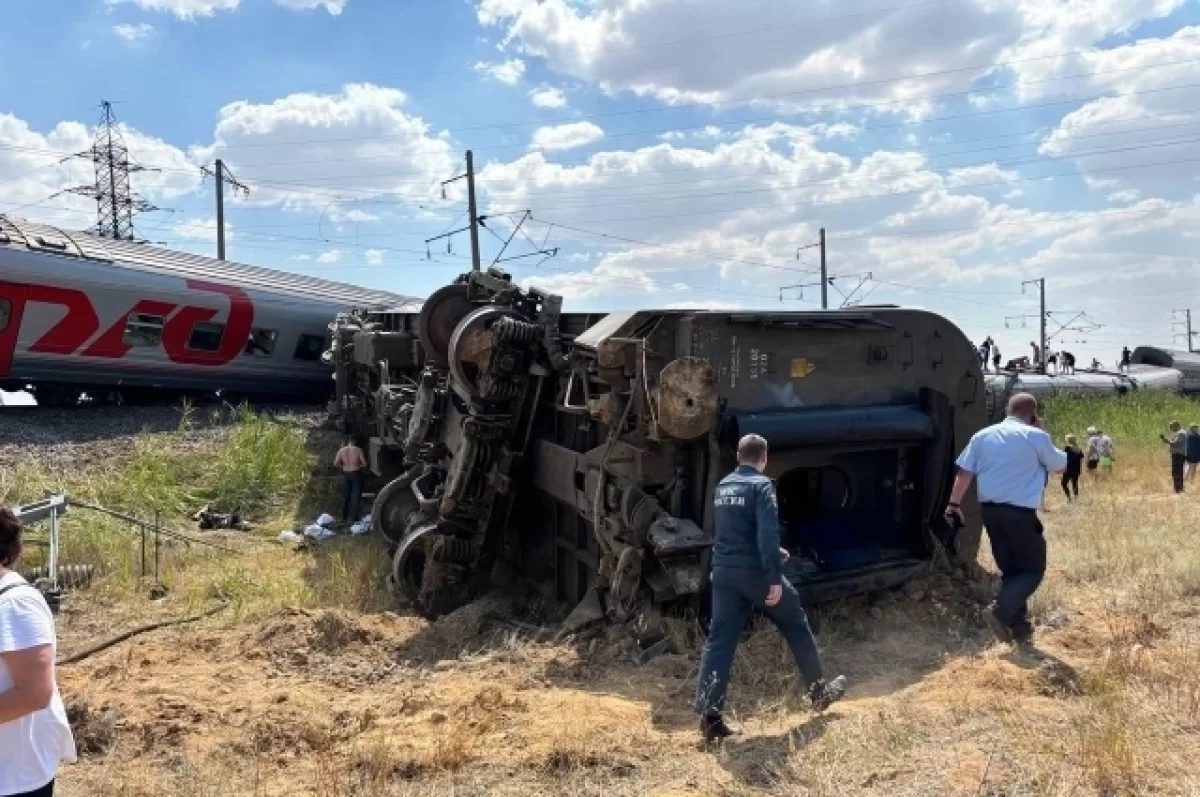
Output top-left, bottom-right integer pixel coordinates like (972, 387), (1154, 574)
(984, 603), (1015, 643)
(808, 675), (847, 711)
(699, 713), (738, 744)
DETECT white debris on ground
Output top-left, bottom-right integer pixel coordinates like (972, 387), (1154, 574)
(282, 513), (371, 544)
(304, 513), (336, 541)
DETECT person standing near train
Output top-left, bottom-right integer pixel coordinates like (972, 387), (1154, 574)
(1061, 435), (1083, 501)
(945, 393), (1067, 644)
(333, 436), (368, 524)
(1160, 421), (1187, 495)
(0, 508), (77, 797)
(694, 434), (846, 743)
(1185, 424), (1200, 483)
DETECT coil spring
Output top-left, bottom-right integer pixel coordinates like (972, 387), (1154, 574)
(430, 535), (478, 564)
(479, 374), (521, 401)
(20, 564), (95, 590)
(493, 316), (541, 345)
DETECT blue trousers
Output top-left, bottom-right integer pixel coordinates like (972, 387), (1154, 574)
(341, 471), (365, 522)
(694, 567), (825, 716)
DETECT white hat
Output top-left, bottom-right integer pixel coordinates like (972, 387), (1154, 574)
(1087, 426), (1098, 435)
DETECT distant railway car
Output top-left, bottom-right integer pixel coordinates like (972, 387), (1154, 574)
(983, 365), (1184, 423)
(1131, 347), (1200, 394)
(0, 216), (415, 406)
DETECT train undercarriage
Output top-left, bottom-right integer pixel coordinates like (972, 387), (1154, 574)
(333, 268), (986, 627)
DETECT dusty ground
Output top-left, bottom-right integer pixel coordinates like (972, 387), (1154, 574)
(8, 408), (1200, 796)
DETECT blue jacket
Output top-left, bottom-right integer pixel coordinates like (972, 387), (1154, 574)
(711, 465), (783, 585)
(1187, 430), (1200, 463)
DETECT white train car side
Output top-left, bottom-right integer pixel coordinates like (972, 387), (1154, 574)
(0, 216), (416, 406)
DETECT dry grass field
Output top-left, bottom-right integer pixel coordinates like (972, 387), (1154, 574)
(2, 400), (1199, 796)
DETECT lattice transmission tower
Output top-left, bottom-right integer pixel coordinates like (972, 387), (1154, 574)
(67, 101), (156, 240)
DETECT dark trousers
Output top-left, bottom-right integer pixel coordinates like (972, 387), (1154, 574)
(1061, 472), (1079, 499)
(694, 567), (824, 716)
(341, 471), (365, 522)
(1171, 453), (1186, 494)
(10, 780), (54, 797)
(981, 504), (1046, 634)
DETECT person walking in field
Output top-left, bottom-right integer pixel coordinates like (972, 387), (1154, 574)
(1160, 421), (1187, 495)
(945, 393), (1067, 644)
(694, 434), (846, 743)
(333, 436), (368, 523)
(1185, 423), (1200, 483)
(1084, 427), (1102, 482)
(0, 507), (77, 797)
(1061, 435), (1083, 501)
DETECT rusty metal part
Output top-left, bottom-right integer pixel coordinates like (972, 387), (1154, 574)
(402, 371), (441, 456)
(607, 545), (644, 622)
(418, 284), (475, 366)
(657, 357), (719, 440)
(447, 305), (522, 399)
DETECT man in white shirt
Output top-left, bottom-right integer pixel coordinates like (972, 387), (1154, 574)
(945, 394), (1067, 644)
(0, 507), (76, 797)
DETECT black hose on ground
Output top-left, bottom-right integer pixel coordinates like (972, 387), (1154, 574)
(57, 599), (231, 666)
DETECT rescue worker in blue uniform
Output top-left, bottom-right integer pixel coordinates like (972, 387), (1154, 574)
(694, 433), (846, 743)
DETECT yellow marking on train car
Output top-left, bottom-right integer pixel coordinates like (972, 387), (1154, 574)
(790, 358), (816, 378)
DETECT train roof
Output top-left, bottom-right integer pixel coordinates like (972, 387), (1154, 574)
(1131, 346), (1200, 372)
(0, 215), (418, 310)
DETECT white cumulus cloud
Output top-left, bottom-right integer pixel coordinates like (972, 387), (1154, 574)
(474, 58), (526, 85)
(106, 0), (346, 18)
(272, 0), (346, 13)
(317, 249), (342, 264)
(113, 23), (156, 43)
(104, 0), (239, 19)
(529, 85), (567, 108)
(529, 121), (604, 151)
(190, 84), (457, 212)
(171, 216), (225, 243)
(364, 248), (384, 265)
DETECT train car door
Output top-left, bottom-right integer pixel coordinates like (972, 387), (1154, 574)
(0, 282), (28, 378)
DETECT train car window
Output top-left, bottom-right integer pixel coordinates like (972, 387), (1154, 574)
(188, 321), (226, 352)
(122, 313), (166, 347)
(244, 328), (278, 357)
(0, 298), (10, 333)
(293, 334), (326, 362)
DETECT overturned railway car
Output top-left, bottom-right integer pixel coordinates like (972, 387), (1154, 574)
(1130, 347), (1200, 394)
(983, 365), (1185, 423)
(0, 215), (414, 406)
(334, 268), (987, 621)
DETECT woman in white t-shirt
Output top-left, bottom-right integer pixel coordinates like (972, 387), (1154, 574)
(0, 507), (76, 797)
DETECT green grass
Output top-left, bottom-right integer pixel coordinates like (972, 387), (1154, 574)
(1041, 391), (1200, 445)
(1, 404), (335, 604)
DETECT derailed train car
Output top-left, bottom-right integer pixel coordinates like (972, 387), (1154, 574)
(332, 268), (986, 623)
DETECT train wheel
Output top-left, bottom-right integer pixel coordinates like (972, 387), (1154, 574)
(372, 468), (422, 544)
(417, 284), (474, 366)
(392, 522), (436, 605)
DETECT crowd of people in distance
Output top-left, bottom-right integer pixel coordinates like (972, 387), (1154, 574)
(975, 338), (1137, 376)
(1051, 422), (1200, 502)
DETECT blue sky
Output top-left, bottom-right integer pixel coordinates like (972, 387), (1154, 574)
(3, 0), (1200, 365)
